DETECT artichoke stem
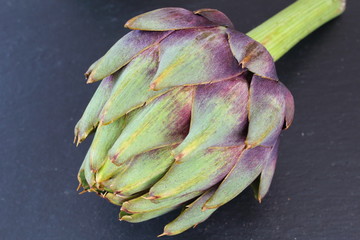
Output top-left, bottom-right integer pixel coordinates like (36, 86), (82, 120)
(247, 0), (346, 61)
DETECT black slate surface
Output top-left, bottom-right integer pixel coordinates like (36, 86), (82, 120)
(1, 0), (359, 239)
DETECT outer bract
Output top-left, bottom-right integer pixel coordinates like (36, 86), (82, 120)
(75, 7), (294, 236)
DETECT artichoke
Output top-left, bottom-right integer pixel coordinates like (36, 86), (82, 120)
(74, 0), (344, 235)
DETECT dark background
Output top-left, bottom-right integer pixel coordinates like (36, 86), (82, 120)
(1, 0), (359, 239)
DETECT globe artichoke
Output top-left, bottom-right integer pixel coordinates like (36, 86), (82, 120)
(75, 0), (345, 236)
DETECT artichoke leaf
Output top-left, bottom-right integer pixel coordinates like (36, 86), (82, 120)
(246, 75), (285, 148)
(150, 27), (242, 90)
(173, 77), (248, 161)
(125, 8), (216, 31)
(108, 87), (193, 166)
(204, 145), (274, 209)
(88, 30), (171, 82)
(227, 29), (278, 80)
(160, 187), (218, 236)
(149, 146), (243, 200)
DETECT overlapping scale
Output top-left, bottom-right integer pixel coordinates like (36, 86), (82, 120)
(89, 117), (125, 172)
(74, 75), (116, 144)
(108, 87), (193, 165)
(203, 145), (275, 209)
(173, 77), (248, 161)
(88, 30), (171, 83)
(160, 188), (218, 236)
(99, 46), (169, 124)
(257, 140), (279, 201)
(148, 146), (244, 200)
(194, 9), (234, 28)
(120, 205), (179, 223)
(122, 191), (202, 214)
(125, 8), (217, 31)
(227, 29), (278, 80)
(246, 75), (286, 148)
(150, 27), (242, 90)
(101, 146), (175, 196)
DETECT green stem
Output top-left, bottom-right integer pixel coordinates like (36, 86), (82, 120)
(247, 0), (346, 61)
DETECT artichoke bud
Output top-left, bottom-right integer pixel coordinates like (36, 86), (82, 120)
(75, 7), (294, 235)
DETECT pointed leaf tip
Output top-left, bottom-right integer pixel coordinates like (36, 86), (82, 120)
(120, 215), (132, 221)
(74, 75), (117, 143)
(157, 232), (169, 237)
(89, 30), (170, 82)
(194, 8), (234, 28)
(163, 188), (218, 236)
(227, 28), (278, 80)
(84, 58), (101, 79)
(257, 140), (279, 200)
(204, 145), (274, 209)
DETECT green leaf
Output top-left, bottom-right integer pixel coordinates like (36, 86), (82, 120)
(257, 140), (279, 201)
(74, 75), (116, 145)
(246, 76), (285, 148)
(173, 78), (248, 161)
(160, 188), (217, 236)
(121, 192), (202, 214)
(204, 146), (273, 209)
(120, 205), (179, 223)
(150, 27), (241, 90)
(100, 47), (168, 124)
(108, 87), (193, 165)
(105, 146), (175, 196)
(149, 146), (243, 200)
(88, 31), (170, 83)
(89, 117), (126, 172)
(125, 8), (216, 31)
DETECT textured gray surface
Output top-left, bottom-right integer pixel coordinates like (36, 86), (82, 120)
(1, 0), (359, 239)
